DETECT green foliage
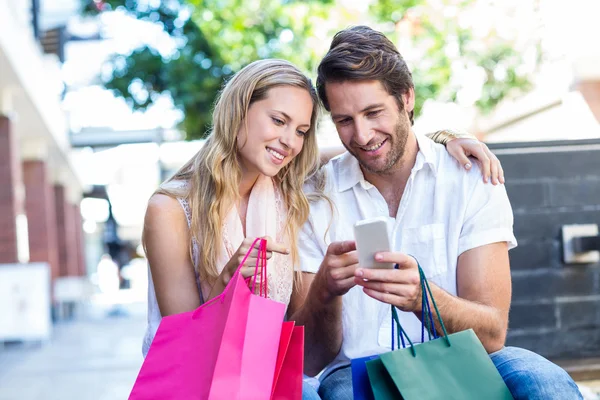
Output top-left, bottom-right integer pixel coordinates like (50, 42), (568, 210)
(81, 0), (539, 139)
(105, 16), (230, 138)
(369, 0), (538, 118)
(83, 0), (332, 138)
(369, 0), (422, 23)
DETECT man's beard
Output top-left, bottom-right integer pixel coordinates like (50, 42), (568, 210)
(344, 116), (410, 175)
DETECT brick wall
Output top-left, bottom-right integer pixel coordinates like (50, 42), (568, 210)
(64, 203), (79, 276)
(0, 116), (21, 263)
(72, 204), (86, 276)
(54, 185), (79, 277)
(23, 160), (60, 281)
(54, 185), (67, 276)
(489, 139), (600, 359)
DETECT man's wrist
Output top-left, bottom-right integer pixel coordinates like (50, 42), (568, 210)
(313, 271), (338, 306)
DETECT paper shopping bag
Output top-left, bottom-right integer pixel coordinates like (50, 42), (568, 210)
(129, 238), (286, 400)
(351, 355), (381, 400)
(366, 264), (513, 400)
(272, 321), (296, 395)
(271, 324), (304, 400)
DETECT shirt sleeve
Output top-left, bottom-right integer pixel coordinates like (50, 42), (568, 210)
(458, 179), (518, 256)
(298, 213), (327, 274)
(297, 171), (335, 274)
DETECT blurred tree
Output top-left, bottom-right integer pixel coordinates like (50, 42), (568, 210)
(82, 0), (539, 139)
(82, 0), (332, 139)
(369, 0), (539, 120)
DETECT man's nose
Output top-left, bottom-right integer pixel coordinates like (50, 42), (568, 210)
(353, 119), (374, 146)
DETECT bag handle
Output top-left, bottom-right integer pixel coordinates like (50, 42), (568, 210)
(391, 259), (436, 351)
(390, 259), (451, 357)
(201, 237), (268, 306)
(192, 238), (267, 318)
(249, 238), (268, 298)
(419, 265), (450, 344)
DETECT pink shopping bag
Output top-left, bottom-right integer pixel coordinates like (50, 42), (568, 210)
(271, 324), (304, 400)
(129, 238), (286, 400)
(272, 321), (296, 396)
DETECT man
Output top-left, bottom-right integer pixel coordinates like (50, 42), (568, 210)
(288, 26), (581, 399)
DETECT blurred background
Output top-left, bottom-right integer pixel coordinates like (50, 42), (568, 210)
(1, 0), (600, 398)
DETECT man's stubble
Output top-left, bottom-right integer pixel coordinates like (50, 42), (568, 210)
(342, 112), (410, 176)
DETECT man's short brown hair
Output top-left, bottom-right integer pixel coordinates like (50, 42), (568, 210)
(316, 26), (415, 125)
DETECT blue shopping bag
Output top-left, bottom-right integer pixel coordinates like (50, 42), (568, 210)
(351, 355), (381, 400)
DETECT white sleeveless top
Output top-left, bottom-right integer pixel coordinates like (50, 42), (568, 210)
(142, 188), (293, 357)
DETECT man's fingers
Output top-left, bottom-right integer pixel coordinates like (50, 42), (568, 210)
(355, 267), (418, 286)
(355, 279), (417, 297)
(366, 252), (414, 268)
(327, 240), (357, 256)
(338, 276), (357, 292)
(355, 267), (396, 282)
(329, 251), (358, 269)
(363, 288), (402, 306)
(330, 263), (357, 281)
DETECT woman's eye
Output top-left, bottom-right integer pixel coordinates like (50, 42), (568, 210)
(272, 117), (285, 125)
(297, 130), (307, 136)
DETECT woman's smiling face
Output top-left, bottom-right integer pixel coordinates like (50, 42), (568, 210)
(237, 85), (314, 178)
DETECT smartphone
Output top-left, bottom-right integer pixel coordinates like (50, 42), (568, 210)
(353, 217), (395, 269)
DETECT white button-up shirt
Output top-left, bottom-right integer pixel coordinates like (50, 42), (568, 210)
(299, 132), (517, 379)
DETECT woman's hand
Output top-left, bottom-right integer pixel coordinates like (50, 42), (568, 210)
(221, 236), (290, 286)
(446, 138), (504, 185)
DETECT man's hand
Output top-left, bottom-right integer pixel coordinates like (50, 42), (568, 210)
(289, 240), (358, 375)
(354, 252), (422, 312)
(317, 240), (359, 301)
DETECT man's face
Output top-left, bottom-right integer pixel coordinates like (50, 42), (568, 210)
(326, 80), (412, 175)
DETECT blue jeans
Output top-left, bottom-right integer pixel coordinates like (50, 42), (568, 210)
(310, 346), (582, 399)
(490, 347), (582, 399)
(302, 380), (322, 400)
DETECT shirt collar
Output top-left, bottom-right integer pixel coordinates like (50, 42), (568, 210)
(335, 132), (438, 193)
(413, 131), (438, 177)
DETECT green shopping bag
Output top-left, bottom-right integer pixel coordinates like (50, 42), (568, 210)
(365, 264), (513, 400)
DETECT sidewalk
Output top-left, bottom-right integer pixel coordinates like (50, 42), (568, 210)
(0, 302), (146, 400)
(1, 298), (600, 399)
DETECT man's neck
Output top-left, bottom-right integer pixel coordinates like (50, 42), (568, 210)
(362, 131), (419, 217)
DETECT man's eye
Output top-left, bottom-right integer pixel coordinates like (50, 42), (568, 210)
(337, 118), (351, 125)
(367, 110), (381, 117)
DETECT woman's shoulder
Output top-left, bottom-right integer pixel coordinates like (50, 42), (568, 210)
(146, 193), (187, 226)
(147, 192), (180, 210)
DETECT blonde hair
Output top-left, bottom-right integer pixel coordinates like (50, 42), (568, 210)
(153, 59), (321, 285)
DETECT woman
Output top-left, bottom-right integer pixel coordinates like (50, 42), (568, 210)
(142, 59), (502, 397)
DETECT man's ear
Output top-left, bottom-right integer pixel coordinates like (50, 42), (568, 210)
(402, 88), (415, 113)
